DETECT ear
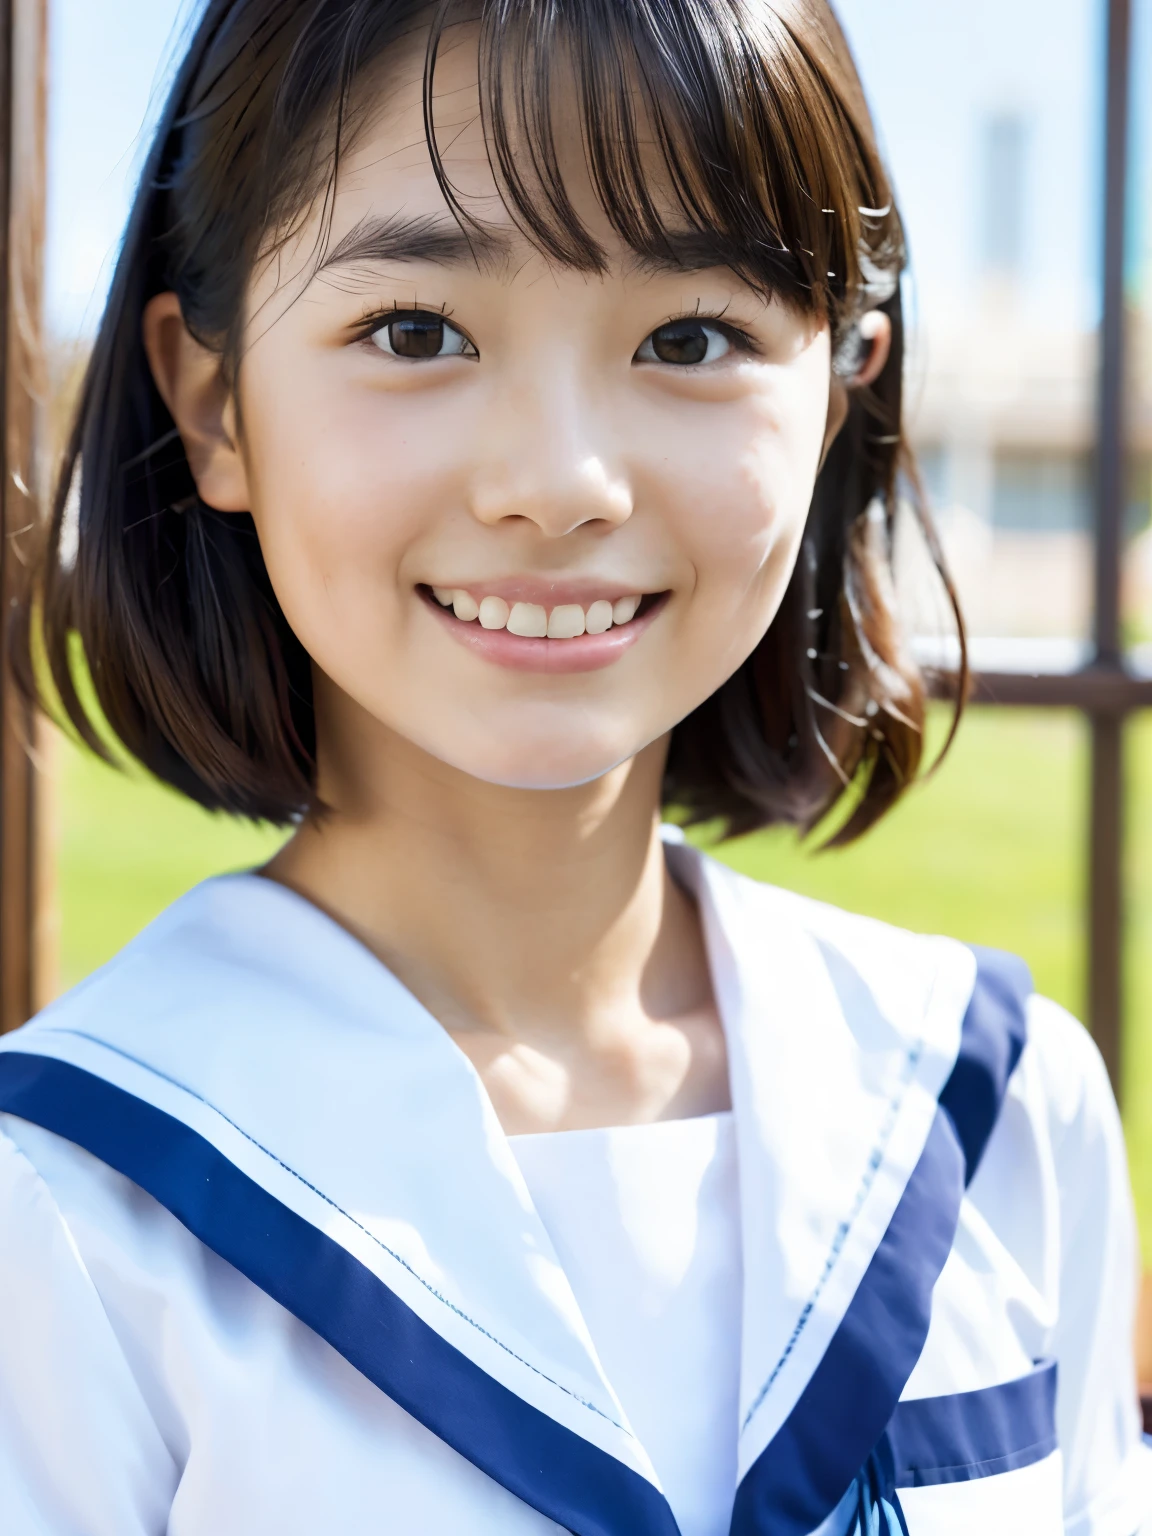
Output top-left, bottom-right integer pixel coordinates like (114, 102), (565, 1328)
(142, 292), (251, 512)
(820, 310), (893, 465)
(850, 310), (893, 390)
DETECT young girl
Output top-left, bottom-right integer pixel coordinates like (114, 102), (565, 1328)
(0, 1), (1146, 1532)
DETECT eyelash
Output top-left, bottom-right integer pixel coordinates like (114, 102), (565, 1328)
(351, 304), (761, 359)
(354, 301), (457, 339)
(657, 313), (761, 355)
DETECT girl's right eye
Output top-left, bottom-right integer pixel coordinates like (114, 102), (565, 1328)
(368, 311), (477, 361)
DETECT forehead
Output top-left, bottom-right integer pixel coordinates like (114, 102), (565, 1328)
(330, 25), (683, 273)
(343, 28), (502, 223)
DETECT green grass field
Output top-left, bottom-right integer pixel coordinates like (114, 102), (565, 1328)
(52, 706), (1152, 1256)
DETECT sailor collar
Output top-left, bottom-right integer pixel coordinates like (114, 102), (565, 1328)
(0, 843), (1029, 1536)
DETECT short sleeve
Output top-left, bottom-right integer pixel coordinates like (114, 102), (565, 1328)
(1026, 997), (1152, 1536)
(0, 1122), (178, 1534)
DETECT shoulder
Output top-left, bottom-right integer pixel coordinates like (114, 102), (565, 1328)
(0, 1109), (188, 1273)
(969, 993), (1131, 1287)
(981, 992), (1125, 1210)
(1015, 993), (1118, 1147)
(0, 870), (388, 1076)
(0, 1115), (182, 1532)
(0, 874), (259, 1045)
(0, 1110), (153, 1397)
(0, 1110), (76, 1250)
(0, 1115), (129, 1339)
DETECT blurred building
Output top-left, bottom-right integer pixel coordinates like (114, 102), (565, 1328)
(837, 0), (1152, 648)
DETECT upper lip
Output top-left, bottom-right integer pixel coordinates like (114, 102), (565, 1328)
(423, 578), (657, 607)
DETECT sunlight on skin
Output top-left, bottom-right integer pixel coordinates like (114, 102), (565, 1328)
(140, 30), (890, 1134)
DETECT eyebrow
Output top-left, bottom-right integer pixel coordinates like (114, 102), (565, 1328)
(317, 214), (513, 276)
(317, 212), (754, 284)
(623, 230), (754, 278)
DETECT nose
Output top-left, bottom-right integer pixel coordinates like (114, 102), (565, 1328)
(468, 375), (634, 538)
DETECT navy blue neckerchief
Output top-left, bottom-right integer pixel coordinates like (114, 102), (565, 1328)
(0, 946), (1029, 1536)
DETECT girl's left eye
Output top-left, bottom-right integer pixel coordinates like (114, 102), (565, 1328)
(368, 311), (477, 360)
(634, 319), (739, 367)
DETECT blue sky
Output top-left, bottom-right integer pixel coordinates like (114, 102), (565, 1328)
(47, 0), (1132, 338)
(48, 0), (192, 333)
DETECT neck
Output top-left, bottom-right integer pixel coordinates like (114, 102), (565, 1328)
(266, 696), (727, 1131)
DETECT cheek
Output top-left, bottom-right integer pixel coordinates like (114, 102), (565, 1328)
(667, 379), (828, 613)
(737, 391), (827, 573)
(239, 362), (457, 630)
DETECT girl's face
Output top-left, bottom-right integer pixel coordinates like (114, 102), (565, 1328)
(158, 44), (843, 793)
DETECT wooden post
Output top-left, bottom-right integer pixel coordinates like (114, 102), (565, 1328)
(0, 0), (47, 1033)
(1088, 709), (1124, 1095)
(1088, 0), (1134, 1098)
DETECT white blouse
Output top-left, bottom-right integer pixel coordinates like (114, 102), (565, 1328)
(511, 1113), (741, 1536)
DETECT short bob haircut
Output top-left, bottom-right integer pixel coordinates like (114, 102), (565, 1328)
(16, 0), (963, 840)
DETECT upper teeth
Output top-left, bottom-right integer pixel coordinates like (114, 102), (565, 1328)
(430, 588), (643, 637)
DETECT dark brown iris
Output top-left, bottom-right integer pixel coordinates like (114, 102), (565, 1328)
(648, 320), (710, 365)
(387, 314), (446, 357)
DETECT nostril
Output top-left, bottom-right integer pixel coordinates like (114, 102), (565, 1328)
(468, 467), (633, 532)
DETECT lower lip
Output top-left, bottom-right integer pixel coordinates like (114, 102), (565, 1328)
(422, 590), (668, 674)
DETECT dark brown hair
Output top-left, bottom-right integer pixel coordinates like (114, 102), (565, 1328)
(16, 0), (963, 838)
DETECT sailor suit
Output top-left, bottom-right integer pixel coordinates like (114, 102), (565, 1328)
(0, 840), (1146, 1534)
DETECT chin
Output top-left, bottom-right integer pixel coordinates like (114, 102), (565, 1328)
(437, 732), (642, 793)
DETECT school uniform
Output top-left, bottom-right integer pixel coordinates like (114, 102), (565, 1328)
(0, 836), (1146, 1535)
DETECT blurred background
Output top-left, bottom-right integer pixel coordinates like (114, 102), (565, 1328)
(28, 0), (1152, 1358)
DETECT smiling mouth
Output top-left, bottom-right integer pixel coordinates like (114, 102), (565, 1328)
(421, 586), (665, 638)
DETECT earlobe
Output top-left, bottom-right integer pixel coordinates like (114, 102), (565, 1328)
(141, 292), (251, 513)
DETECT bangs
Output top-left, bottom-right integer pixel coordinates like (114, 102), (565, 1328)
(256, 0), (904, 336)
(454, 0), (903, 323)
